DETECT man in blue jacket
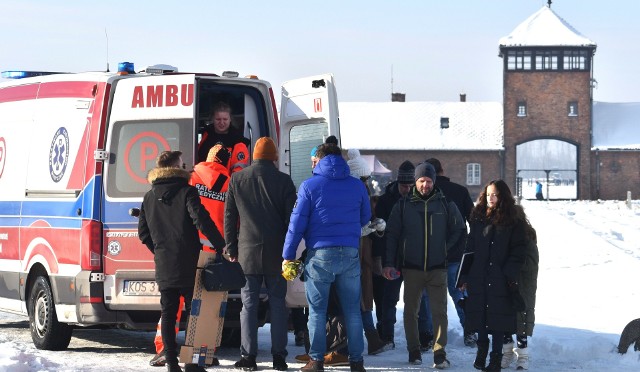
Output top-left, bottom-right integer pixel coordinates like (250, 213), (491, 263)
(282, 143), (371, 372)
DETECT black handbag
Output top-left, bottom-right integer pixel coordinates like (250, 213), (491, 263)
(202, 253), (246, 291)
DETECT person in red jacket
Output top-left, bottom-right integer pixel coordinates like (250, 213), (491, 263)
(191, 144), (231, 248)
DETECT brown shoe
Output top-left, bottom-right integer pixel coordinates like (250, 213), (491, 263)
(324, 351), (349, 366)
(295, 353), (311, 362)
(300, 359), (324, 372)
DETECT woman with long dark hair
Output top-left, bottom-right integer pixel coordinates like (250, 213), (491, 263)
(459, 180), (534, 371)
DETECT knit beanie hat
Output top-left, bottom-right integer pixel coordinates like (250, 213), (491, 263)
(347, 149), (372, 178)
(206, 143), (231, 167)
(310, 145), (319, 158)
(414, 162), (436, 182)
(397, 160), (415, 184)
(253, 137), (277, 161)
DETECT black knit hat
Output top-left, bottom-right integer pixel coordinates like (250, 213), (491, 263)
(397, 160), (415, 184)
(414, 162), (437, 182)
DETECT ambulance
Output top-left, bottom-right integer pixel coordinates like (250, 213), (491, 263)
(0, 62), (339, 350)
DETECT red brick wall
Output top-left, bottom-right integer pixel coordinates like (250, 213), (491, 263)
(503, 70), (592, 199)
(591, 151), (640, 200)
(359, 150), (502, 200)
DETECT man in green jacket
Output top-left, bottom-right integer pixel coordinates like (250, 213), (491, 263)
(382, 162), (465, 369)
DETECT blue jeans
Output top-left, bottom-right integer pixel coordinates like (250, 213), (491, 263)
(304, 247), (364, 362)
(362, 310), (375, 332)
(420, 263), (467, 331)
(240, 274), (288, 358)
(380, 274), (430, 341)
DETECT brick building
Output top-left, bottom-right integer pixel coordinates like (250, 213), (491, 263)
(340, 5), (640, 201)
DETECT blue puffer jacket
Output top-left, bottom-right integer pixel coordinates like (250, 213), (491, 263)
(282, 154), (371, 260)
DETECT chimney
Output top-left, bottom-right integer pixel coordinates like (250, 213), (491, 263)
(391, 92), (406, 102)
(460, 93), (466, 102)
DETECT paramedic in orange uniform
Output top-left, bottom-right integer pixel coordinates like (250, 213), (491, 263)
(197, 102), (250, 173)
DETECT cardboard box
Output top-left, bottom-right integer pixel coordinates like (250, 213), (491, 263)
(179, 251), (228, 365)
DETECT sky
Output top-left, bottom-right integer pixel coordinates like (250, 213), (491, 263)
(1, 0), (640, 103)
(1, 197), (639, 371)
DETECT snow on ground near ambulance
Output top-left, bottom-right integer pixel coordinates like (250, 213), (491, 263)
(1, 200), (640, 371)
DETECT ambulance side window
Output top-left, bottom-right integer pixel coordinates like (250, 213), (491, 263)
(106, 119), (193, 198)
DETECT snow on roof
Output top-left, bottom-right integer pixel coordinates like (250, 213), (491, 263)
(340, 100), (639, 152)
(339, 101), (503, 151)
(592, 102), (640, 150)
(499, 6), (596, 48)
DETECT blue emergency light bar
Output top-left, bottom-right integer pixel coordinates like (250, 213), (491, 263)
(118, 62), (135, 74)
(1, 71), (65, 79)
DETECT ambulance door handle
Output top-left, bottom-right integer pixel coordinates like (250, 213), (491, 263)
(129, 208), (140, 218)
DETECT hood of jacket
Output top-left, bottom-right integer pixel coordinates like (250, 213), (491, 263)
(312, 154), (350, 180)
(147, 167), (191, 204)
(192, 161), (229, 189)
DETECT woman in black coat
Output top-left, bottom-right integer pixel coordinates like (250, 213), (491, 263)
(459, 180), (534, 372)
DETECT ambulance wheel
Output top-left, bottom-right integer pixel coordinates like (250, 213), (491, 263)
(28, 276), (73, 350)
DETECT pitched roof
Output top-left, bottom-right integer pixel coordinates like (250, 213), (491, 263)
(339, 101), (503, 151)
(499, 6), (596, 48)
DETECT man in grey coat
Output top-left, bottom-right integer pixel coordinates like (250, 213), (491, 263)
(225, 137), (297, 371)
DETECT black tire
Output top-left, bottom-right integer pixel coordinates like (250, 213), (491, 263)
(28, 276), (73, 350)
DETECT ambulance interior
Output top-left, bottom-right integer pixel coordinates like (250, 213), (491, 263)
(196, 81), (271, 163)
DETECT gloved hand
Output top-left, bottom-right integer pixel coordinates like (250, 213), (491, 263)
(371, 218), (386, 232)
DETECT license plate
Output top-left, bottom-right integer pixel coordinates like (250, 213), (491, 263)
(122, 280), (161, 296)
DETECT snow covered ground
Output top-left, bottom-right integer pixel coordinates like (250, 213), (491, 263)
(1, 199), (640, 371)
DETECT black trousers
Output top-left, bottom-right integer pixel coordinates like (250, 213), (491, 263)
(160, 287), (194, 362)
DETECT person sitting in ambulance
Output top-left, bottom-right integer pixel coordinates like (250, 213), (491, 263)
(197, 102), (250, 173)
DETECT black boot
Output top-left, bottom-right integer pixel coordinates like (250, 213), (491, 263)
(486, 351), (503, 372)
(365, 329), (391, 355)
(166, 360), (182, 372)
(473, 340), (489, 370)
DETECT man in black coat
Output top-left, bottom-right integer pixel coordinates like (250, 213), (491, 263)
(425, 158), (476, 347)
(225, 137), (296, 371)
(138, 150), (225, 372)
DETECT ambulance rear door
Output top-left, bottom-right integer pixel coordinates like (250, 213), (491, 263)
(101, 74), (197, 310)
(279, 74), (340, 187)
(279, 73), (340, 307)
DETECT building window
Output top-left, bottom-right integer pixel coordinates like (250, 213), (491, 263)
(563, 50), (588, 70)
(568, 101), (578, 116)
(517, 101), (527, 117)
(535, 50), (558, 70)
(466, 163), (481, 186)
(507, 50), (532, 70)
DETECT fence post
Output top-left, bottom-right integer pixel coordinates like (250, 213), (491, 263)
(627, 191), (632, 209)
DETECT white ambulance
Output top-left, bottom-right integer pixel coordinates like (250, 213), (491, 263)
(0, 63), (339, 350)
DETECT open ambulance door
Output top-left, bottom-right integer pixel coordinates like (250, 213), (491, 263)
(279, 73), (340, 307)
(101, 74), (198, 308)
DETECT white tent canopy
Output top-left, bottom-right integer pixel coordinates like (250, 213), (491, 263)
(361, 155), (392, 175)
